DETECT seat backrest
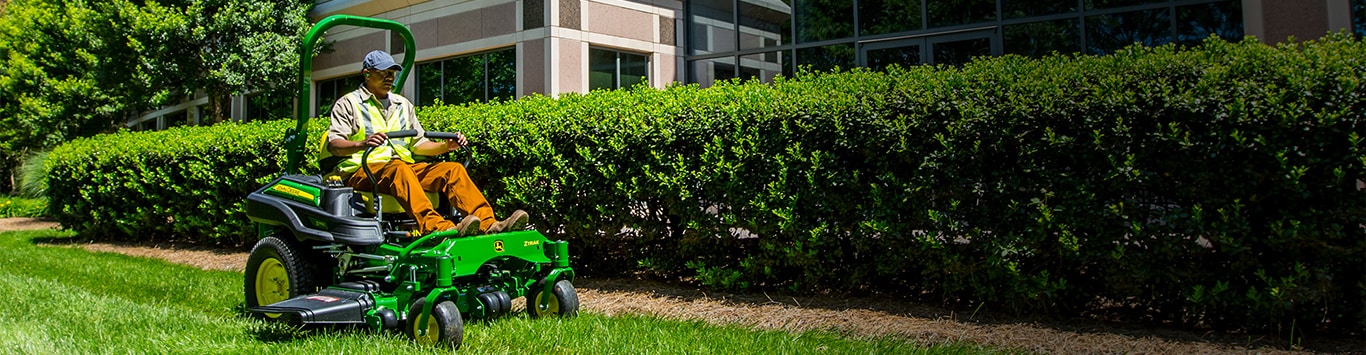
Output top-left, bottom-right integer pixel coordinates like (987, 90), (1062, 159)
(353, 191), (441, 215)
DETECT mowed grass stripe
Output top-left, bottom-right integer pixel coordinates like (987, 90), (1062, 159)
(1, 230), (1004, 354)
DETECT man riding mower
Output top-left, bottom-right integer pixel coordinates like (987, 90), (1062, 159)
(242, 15), (578, 349)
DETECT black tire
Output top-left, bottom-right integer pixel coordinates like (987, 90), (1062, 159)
(406, 297), (464, 349)
(476, 292), (506, 319)
(495, 291), (512, 315)
(244, 236), (317, 319)
(527, 279), (579, 318)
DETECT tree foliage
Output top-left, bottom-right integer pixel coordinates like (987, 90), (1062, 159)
(0, 0), (310, 190)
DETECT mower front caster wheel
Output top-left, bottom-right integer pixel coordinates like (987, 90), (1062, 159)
(528, 279), (579, 318)
(407, 297), (464, 349)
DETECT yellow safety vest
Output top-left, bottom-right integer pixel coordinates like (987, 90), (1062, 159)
(333, 92), (416, 174)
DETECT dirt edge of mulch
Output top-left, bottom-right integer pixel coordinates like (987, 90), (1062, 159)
(6, 217), (1362, 355)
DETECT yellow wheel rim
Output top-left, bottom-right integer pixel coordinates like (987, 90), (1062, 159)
(534, 291), (560, 315)
(254, 257), (289, 318)
(413, 314), (440, 345)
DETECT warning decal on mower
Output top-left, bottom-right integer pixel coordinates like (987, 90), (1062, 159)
(494, 240), (505, 253)
(306, 295), (341, 303)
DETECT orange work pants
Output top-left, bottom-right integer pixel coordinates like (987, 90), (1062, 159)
(345, 160), (495, 235)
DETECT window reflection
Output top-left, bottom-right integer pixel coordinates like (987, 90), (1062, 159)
(795, 0), (853, 43)
(1177, 1), (1242, 46)
(316, 74), (363, 115)
(1004, 19), (1081, 57)
(1003, 0), (1077, 19)
(590, 48), (650, 91)
(1357, 0), (1365, 37)
(417, 61), (442, 106)
(866, 44), (922, 71)
(690, 0), (737, 55)
(1086, 9), (1172, 55)
(487, 50), (517, 101)
(933, 37), (990, 66)
(690, 56), (738, 87)
(442, 55), (485, 105)
(860, 0), (922, 36)
(739, 0), (792, 50)
(1086, 0), (1164, 10)
(740, 51), (786, 83)
(927, 0), (995, 28)
(416, 48), (517, 106)
(246, 88), (291, 121)
(797, 43), (855, 72)
(685, 0), (1245, 86)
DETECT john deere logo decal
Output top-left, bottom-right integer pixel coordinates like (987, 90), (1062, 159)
(493, 240), (505, 253)
(270, 184), (314, 203)
(264, 180), (321, 206)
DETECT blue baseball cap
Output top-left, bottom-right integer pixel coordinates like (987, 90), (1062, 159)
(362, 50), (402, 71)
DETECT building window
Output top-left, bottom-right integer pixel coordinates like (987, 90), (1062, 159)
(163, 110), (195, 129)
(416, 47), (517, 106)
(861, 0), (922, 36)
(1004, 18), (1082, 57)
(690, 0), (737, 55)
(797, 43), (854, 72)
(1086, 0), (1166, 10)
(1175, 1), (1242, 47)
(316, 74), (363, 116)
(795, 0), (853, 43)
(685, 0), (1244, 86)
(927, 0), (995, 28)
(1355, 0), (1365, 37)
(1004, 0), (1078, 19)
(136, 119), (156, 131)
(589, 48), (649, 91)
(246, 89), (291, 121)
(1085, 8), (1171, 55)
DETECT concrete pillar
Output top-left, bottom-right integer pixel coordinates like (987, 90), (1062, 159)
(1244, 0), (1354, 43)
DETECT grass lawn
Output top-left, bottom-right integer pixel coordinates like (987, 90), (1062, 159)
(0, 229), (1006, 354)
(0, 197), (45, 218)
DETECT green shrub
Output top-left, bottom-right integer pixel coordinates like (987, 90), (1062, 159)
(46, 35), (1366, 333)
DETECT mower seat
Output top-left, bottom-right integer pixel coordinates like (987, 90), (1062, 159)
(353, 191), (441, 215)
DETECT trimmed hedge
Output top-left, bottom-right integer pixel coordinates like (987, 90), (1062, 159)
(48, 35), (1365, 333)
(46, 120), (324, 241)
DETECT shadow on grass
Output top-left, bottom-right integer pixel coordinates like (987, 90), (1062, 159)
(31, 233), (252, 255)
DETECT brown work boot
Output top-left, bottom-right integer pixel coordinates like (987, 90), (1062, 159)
(443, 215), (481, 236)
(485, 210), (528, 234)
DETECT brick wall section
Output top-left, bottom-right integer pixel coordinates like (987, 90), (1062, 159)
(314, 32), (385, 72)
(558, 38), (584, 93)
(1262, 0), (1329, 42)
(660, 16), (675, 45)
(522, 39), (546, 96)
(408, 3), (517, 49)
(525, 0), (544, 29)
(561, 0), (581, 30)
(587, 1), (654, 42)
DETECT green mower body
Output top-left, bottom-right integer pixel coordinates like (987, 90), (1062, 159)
(243, 15), (576, 349)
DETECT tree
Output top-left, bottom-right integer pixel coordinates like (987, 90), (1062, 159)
(0, 0), (125, 190)
(0, 0), (312, 191)
(113, 0), (311, 123)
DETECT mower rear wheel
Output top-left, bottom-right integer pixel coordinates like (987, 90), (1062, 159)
(528, 279), (579, 318)
(244, 236), (316, 319)
(406, 297), (464, 349)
